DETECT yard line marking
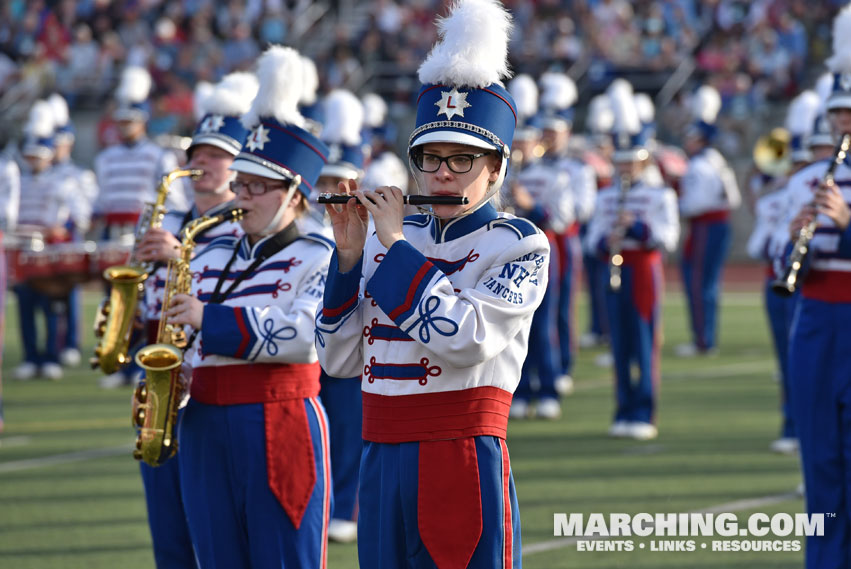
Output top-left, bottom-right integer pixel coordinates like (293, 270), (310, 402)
(522, 491), (802, 556)
(0, 444), (132, 474)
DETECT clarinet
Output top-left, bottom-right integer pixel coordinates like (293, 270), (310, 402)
(609, 173), (632, 292)
(317, 193), (469, 205)
(771, 133), (851, 296)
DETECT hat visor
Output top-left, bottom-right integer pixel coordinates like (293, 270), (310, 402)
(113, 109), (148, 122)
(22, 145), (54, 159)
(411, 130), (497, 151)
(189, 135), (241, 157)
(827, 95), (851, 111)
(612, 148), (650, 163)
(320, 164), (360, 180)
(229, 158), (289, 181)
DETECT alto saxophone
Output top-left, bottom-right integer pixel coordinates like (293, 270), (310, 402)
(92, 168), (203, 374)
(133, 207), (244, 466)
(609, 172), (632, 291)
(772, 133), (851, 296)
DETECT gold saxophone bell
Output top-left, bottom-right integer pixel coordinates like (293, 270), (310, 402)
(91, 266), (147, 374)
(753, 127), (791, 178)
(133, 344), (183, 466)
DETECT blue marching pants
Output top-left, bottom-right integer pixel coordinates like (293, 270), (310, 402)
(179, 398), (330, 569)
(318, 371), (362, 521)
(139, 407), (197, 569)
(763, 277), (797, 439)
(583, 251), (609, 340)
(790, 297), (851, 569)
(604, 253), (662, 424)
(681, 219), (731, 351)
(556, 231), (582, 376)
(516, 237), (559, 403)
(14, 283), (59, 365)
(357, 437), (522, 569)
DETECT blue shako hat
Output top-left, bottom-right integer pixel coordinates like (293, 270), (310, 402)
(409, 0), (516, 160)
(685, 84), (721, 143)
(48, 93), (74, 143)
(411, 82), (517, 155)
(230, 46), (329, 197)
(608, 79), (649, 163)
(320, 89), (365, 180)
(113, 66), (152, 122)
(191, 72), (259, 157)
(809, 113), (835, 148)
(785, 90), (820, 163)
(21, 100), (55, 159)
(826, 5), (851, 112)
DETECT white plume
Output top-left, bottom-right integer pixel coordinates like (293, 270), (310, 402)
(508, 74), (538, 120)
(115, 66), (152, 104)
(321, 89), (364, 146)
(205, 72), (259, 117)
(827, 4), (851, 73)
(300, 55), (319, 106)
(361, 93), (388, 128)
(241, 45), (304, 129)
(609, 83), (641, 135)
(586, 94), (614, 134)
(785, 90), (821, 136)
(690, 85), (722, 124)
(418, 0), (513, 88)
(539, 72), (577, 111)
(634, 92), (655, 124)
(815, 72), (834, 110)
(193, 81), (214, 121)
(47, 93), (69, 128)
(24, 100), (55, 138)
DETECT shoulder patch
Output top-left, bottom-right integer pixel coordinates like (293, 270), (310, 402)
(298, 232), (335, 250)
(488, 217), (540, 239)
(194, 235), (240, 258)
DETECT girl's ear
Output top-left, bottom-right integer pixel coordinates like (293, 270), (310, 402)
(488, 157), (502, 183)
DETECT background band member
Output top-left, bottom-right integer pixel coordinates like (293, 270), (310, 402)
(585, 85), (679, 440)
(676, 84), (741, 357)
(133, 71), (256, 569)
(316, 1), (549, 565)
(95, 65), (191, 389)
(310, 88), (366, 543)
(781, 8), (851, 564)
(167, 46), (332, 569)
(0, 149), (20, 431)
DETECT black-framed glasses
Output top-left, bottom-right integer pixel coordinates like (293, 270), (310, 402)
(229, 179), (288, 196)
(412, 152), (490, 174)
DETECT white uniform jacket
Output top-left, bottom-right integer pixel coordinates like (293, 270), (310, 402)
(585, 179), (680, 256)
(187, 227), (332, 371)
(315, 203), (550, 443)
(142, 201), (243, 325)
(774, 158), (851, 302)
(679, 147), (741, 218)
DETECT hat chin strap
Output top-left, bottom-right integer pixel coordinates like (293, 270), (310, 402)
(259, 175), (302, 236)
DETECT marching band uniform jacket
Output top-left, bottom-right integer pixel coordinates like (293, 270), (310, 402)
(316, 204), (549, 442)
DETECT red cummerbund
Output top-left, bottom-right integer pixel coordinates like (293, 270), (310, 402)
(105, 212), (142, 226)
(362, 386), (513, 443)
(801, 270), (851, 303)
(691, 209), (729, 224)
(618, 249), (661, 265)
(191, 362), (320, 405)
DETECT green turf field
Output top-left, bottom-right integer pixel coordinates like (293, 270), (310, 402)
(0, 287), (805, 568)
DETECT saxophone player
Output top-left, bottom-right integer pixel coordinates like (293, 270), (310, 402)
(584, 83), (679, 441)
(133, 72), (256, 569)
(165, 46), (333, 569)
(778, 7), (851, 566)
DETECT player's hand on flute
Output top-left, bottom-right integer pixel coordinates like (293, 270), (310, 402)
(355, 185), (406, 250)
(789, 204), (817, 241)
(815, 181), (851, 231)
(325, 178), (369, 272)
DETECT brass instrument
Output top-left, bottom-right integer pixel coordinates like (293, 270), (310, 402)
(91, 168), (202, 374)
(133, 207), (244, 466)
(609, 172), (632, 291)
(772, 133), (851, 297)
(753, 127), (791, 178)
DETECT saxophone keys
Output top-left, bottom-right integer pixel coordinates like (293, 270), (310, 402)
(134, 407), (146, 427)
